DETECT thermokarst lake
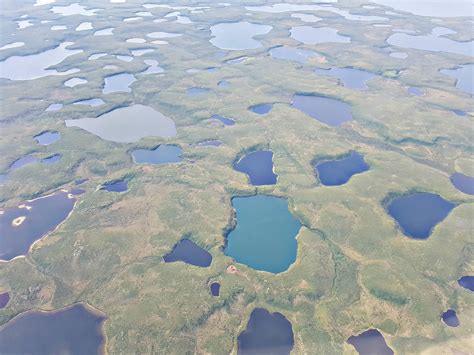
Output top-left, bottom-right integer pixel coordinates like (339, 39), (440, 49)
(224, 195), (301, 273)
(65, 104), (177, 143)
(101, 180), (128, 192)
(102, 73), (137, 94)
(441, 309), (460, 327)
(315, 151), (370, 186)
(269, 46), (320, 64)
(131, 145), (182, 165)
(440, 64), (474, 95)
(0, 303), (106, 355)
(450, 172), (474, 195)
(347, 329), (394, 355)
(314, 67), (377, 90)
(248, 103), (273, 115)
(290, 26), (351, 45)
(292, 94), (353, 126)
(233, 150), (277, 186)
(34, 131), (60, 145)
(163, 239), (212, 267)
(209, 22), (272, 50)
(0, 190), (76, 261)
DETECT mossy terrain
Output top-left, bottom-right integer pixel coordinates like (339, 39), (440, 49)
(0, 0), (473, 354)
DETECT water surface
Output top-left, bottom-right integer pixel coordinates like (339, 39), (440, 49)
(292, 94), (352, 126)
(407, 87), (424, 96)
(41, 154), (61, 165)
(315, 67), (376, 90)
(225, 195), (301, 273)
(249, 103), (272, 115)
(0, 190), (76, 261)
(163, 239), (212, 267)
(212, 114), (235, 126)
(73, 98), (105, 107)
(238, 308), (294, 355)
(186, 87), (210, 96)
(10, 155), (38, 171)
(210, 282), (220, 296)
(101, 180), (128, 192)
(441, 309), (460, 327)
(131, 145), (182, 165)
(290, 26), (350, 45)
(103, 73), (137, 94)
(440, 65), (473, 95)
(458, 276), (474, 291)
(209, 22), (272, 50)
(234, 150), (277, 186)
(45, 103), (63, 111)
(34, 131), (60, 145)
(64, 77), (87, 87)
(315, 151), (369, 186)
(450, 173), (474, 195)
(387, 192), (456, 239)
(347, 329), (393, 355)
(269, 46), (320, 64)
(65, 104), (176, 143)
(0, 303), (105, 355)
(0, 293), (10, 309)
(369, 0), (473, 17)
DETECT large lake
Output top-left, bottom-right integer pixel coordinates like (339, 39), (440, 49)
(292, 94), (352, 126)
(234, 150), (277, 186)
(209, 22), (272, 50)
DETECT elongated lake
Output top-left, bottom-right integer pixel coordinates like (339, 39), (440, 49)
(163, 239), (212, 267)
(315, 151), (369, 186)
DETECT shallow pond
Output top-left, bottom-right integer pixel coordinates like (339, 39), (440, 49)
(64, 77), (87, 87)
(0, 42), (81, 80)
(290, 26), (350, 45)
(458, 276), (474, 291)
(101, 180), (128, 192)
(450, 172), (474, 195)
(0, 292), (10, 309)
(441, 309), (460, 327)
(238, 308), (294, 355)
(41, 154), (61, 165)
(163, 239), (212, 267)
(225, 195), (301, 273)
(103, 73), (136, 94)
(440, 64), (473, 95)
(73, 98), (105, 107)
(387, 192), (456, 239)
(315, 151), (369, 186)
(210, 282), (220, 296)
(0, 303), (106, 355)
(212, 114), (235, 126)
(186, 87), (210, 96)
(0, 190), (76, 261)
(234, 150), (277, 186)
(292, 94), (352, 126)
(249, 103), (272, 115)
(347, 329), (393, 355)
(9, 155), (38, 171)
(65, 104), (177, 143)
(34, 131), (60, 145)
(315, 67), (376, 90)
(45, 103), (63, 111)
(209, 22), (272, 50)
(131, 145), (182, 165)
(269, 46), (320, 64)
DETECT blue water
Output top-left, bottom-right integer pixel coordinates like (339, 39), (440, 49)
(292, 94), (352, 126)
(315, 67), (376, 90)
(131, 145), (182, 165)
(0, 292), (10, 309)
(249, 103), (272, 115)
(101, 180), (128, 192)
(347, 329), (394, 355)
(238, 308), (294, 355)
(0, 304), (105, 355)
(212, 114), (235, 126)
(441, 309), (460, 327)
(458, 276), (474, 292)
(315, 151), (369, 186)
(225, 195), (301, 273)
(450, 173), (474, 195)
(209, 22), (272, 50)
(9, 155), (38, 171)
(163, 239), (212, 267)
(408, 87), (424, 96)
(234, 150), (277, 186)
(441, 64), (473, 95)
(41, 154), (62, 165)
(186, 87), (210, 96)
(210, 282), (220, 296)
(387, 192), (456, 239)
(34, 131), (60, 145)
(102, 73), (136, 94)
(0, 191), (76, 261)
(452, 110), (466, 116)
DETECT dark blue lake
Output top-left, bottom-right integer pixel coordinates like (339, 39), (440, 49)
(41, 154), (62, 165)
(34, 131), (60, 145)
(315, 151), (369, 186)
(387, 192), (456, 239)
(314, 67), (376, 90)
(0, 303), (106, 355)
(210, 282), (220, 296)
(441, 309), (460, 327)
(0, 292), (9, 309)
(234, 150), (277, 186)
(131, 145), (182, 165)
(212, 114), (235, 126)
(238, 308), (294, 355)
(292, 94), (352, 126)
(163, 239), (212, 267)
(225, 195), (301, 273)
(347, 329), (393, 355)
(101, 180), (128, 192)
(249, 103), (272, 115)
(458, 276), (474, 292)
(0, 190), (76, 261)
(450, 173), (474, 195)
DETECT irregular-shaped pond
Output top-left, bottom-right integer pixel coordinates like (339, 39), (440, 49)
(234, 150), (277, 186)
(292, 94), (352, 126)
(163, 239), (212, 267)
(209, 22), (272, 50)
(103, 73), (136, 94)
(0, 303), (106, 355)
(347, 329), (393, 355)
(450, 172), (474, 195)
(212, 114), (235, 126)
(290, 26), (350, 45)
(269, 46), (320, 64)
(210, 282), (220, 296)
(0, 292), (10, 309)
(315, 151), (369, 186)
(34, 131), (60, 145)
(442, 309), (460, 327)
(101, 180), (128, 192)
(440, 64), (473, 95)
(458, 276), (474, 292)
(73, 98), (105, 107)
(386, 192), (456, 239)
(225, 195), (301, 273)
(65, 104), (176, 143)
(186, 87), (210, 96)
(9, 155), (38, 171)
(238, 308), (294, 355)
(0, 190), (76, 261)
(249, 103), (272, 115)
(314, 67), (376, 90)
(131, 145), (182, 165)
